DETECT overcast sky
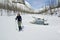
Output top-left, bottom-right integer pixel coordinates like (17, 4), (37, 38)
(25, 0), (57, 9)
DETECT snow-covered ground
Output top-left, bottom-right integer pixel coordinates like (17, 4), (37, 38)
(0, 14), (60, 40)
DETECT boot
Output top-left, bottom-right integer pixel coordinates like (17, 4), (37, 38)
(19, 26), (22, 31)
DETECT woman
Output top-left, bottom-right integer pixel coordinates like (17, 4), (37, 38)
(15, 13), (22, 31)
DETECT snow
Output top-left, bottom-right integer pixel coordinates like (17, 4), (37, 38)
(25, 1), (32, 9)
(0, 14), (60, 40)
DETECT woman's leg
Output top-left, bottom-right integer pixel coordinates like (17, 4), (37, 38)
(18, 21), (22, 31)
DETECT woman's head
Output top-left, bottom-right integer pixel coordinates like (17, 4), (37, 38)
(17, 13), (20, 16)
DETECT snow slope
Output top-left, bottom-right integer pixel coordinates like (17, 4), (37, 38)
(0, 14), (60, 40)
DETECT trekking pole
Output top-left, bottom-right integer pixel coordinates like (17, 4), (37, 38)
(15, 20), (18, 30)
(21, 22), (24, 29)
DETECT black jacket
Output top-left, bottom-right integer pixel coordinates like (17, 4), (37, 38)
(15, 16), (22, 21)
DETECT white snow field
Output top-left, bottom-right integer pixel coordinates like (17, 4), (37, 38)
(0, 14), (60, 40)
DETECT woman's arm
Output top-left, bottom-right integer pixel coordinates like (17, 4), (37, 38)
(15, 16), (17, 20)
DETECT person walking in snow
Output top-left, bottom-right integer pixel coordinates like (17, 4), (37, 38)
(15, 13), (22, 31)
